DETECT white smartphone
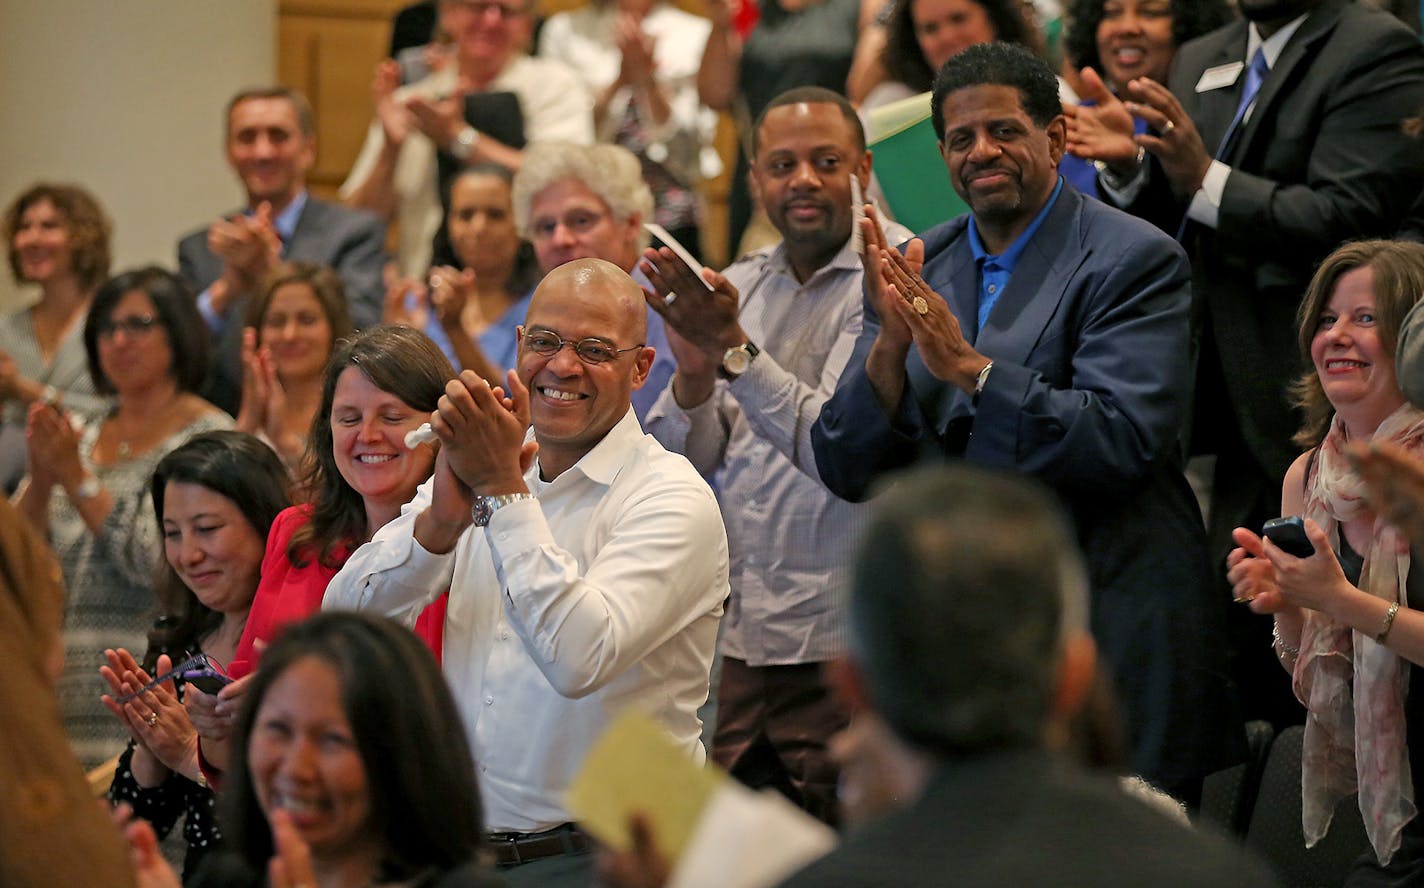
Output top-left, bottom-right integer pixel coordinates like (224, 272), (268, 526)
(643, 222), (714, 292)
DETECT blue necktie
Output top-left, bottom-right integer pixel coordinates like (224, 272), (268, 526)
(1215, 48), (1270, 160)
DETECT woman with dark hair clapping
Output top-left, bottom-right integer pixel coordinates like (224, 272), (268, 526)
(18, 266), (231, 769)
(190, 329), (453, 780)
(102, 431), (290, 880)
(126, 612), (500, 888)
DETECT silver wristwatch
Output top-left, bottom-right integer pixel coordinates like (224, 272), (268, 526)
(450, 125), (481, 161)
(471, 492), (535, 527)
(718, 341), (761, 380)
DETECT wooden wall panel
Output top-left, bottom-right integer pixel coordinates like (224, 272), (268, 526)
(279, 3), (404, 198)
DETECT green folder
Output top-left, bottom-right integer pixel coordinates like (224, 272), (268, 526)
(868, 91), (970, 235)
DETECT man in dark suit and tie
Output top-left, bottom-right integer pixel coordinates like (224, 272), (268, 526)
(777, 465), (1277, 888)
(177, 87), (387, 414)
(1080, 0), (1424, 726)
(812, 42), (1240, 802)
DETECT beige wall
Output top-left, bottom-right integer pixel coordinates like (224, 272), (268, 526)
(0, 1), (276, 312)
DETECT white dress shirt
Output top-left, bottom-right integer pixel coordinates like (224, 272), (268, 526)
(323, 409), (728, 832)
(644, 239), (868, 666)
(1185, 14), (1308, 228)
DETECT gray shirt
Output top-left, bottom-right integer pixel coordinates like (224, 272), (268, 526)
(0, 307), (110, 490)
(645, 239), (869, 665)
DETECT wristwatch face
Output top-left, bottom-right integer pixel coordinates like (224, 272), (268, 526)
(722, 346), (752, 377)
(471, 493), (532, 526)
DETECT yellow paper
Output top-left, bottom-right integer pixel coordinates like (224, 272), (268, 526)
(565, 709), (725, 859)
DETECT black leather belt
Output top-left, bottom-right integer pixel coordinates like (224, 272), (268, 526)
(486, 823), (590, 867)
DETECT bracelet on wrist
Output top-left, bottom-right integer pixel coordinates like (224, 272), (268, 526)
(1272, 620), (1300, 660)
(1376, 601), (1401, 645)
(1094, 145), (1146, 190)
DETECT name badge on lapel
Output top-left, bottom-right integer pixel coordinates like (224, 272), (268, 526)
(1195, 61), (1244, 92)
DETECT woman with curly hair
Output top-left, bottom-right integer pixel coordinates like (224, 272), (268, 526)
(859, 0), (1044, 112)
(0, 183), (114, 492)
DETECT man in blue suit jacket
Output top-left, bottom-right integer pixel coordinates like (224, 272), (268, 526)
(812, 42), (1240, 799)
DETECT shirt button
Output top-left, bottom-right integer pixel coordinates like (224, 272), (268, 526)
(500, 630), (510, 641)
(987, 284), (998, 294)
(484, 695), (494, 705)
(498, 532), (508, 541)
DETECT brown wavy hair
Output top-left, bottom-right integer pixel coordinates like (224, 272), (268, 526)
(881, 0), (1043, 95)
(4, 183), (113, 292)
(287, 325), (454, 568)
(245, 261), (355, 350)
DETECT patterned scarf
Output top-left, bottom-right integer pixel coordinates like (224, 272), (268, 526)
(1295, 404), (1424, 864)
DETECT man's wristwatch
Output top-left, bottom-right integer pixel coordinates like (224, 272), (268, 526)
(972, 360), (993, 405)
(450, 125), (481, 161)
(718, 341), (760, 380)
(471, 492), (535, 527)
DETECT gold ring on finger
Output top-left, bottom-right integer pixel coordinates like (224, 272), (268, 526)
(146, 713), (159, 727)
(912, 296), (929, 316)
(1162, 120), (1176, 135)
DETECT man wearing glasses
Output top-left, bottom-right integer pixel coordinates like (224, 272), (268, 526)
(325, 258), (729, 886)
(343, 0), (595, 276)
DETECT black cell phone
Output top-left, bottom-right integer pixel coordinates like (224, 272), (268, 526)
(181, 664), (232, 695)
(1262, 515), (1315, 558)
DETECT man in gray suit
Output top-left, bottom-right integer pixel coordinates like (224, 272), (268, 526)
(177, 87), (387, 414)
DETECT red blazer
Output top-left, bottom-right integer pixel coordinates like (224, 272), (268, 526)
(230, 505), (446, 678)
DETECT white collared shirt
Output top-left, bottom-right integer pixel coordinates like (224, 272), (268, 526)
(323, 409), (728, 831)
(644, 239), (868, 666)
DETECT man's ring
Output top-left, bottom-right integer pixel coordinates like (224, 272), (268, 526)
(1162, 120), (1176, 135)
(912, 296), (929, 316)
(664, 291), (678, 306)
(146, 713), (159, 727)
